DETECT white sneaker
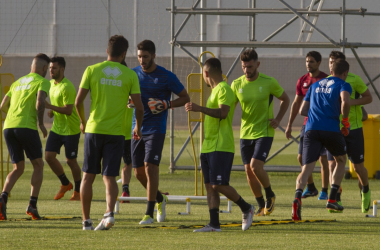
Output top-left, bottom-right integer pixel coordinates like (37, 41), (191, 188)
(94, 216), (115, 231)
(242, 205), (254, 231)
(82, 220), (94, 230)
(193, 224), (221, 232)
(156, 194), (167, 222)
(139, 215), (154, 225)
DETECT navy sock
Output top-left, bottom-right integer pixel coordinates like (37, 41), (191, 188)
(156, 191), (163, 203)
(307, 182), (317, 192)
(122, 184), (130, 194)
(321, 187), (328, 193)
(295, 189), (303, 200)
(75, 180), (81, 193)
(1, 192), (8, 204)
(329, 184), (340, 201)
(264, 186), (275, 199)
(235, 196), (251, 212)
(145, 201), (156, 218)
(58, 173), (70, 186)
(362, 184), (369, 193)
(256, 196), (265, 208)
(29, 196), (38, 208)
(209, 208), (220, 228)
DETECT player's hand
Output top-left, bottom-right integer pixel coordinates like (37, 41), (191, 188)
(47, 110), (54, 118)
(132, 126), (142, 140)
(269, 118), (280, 129)
(148, 98), (171, 114)
(185, 102), (201, 112)
(341, 117), (350, 136)
(80, 122), (86, 134)
(285, 125), (292, 140)
(127, 98), (135, 109)
(39, 124), (47, 138)
(45, 100), (51, 109)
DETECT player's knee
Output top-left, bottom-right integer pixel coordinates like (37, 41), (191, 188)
(45, 153), (54, 163)
(134, 167), (145, 180)
(297, 154), (303, 166)
(66, 158), (77, 167)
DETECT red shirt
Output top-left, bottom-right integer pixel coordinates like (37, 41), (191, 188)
(296, 71), (328, 125)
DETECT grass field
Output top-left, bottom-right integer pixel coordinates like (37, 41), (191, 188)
(0, 129), (379, 249)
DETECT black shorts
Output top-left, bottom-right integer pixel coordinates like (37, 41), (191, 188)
(131, 133), (166, 168)
(303, 130), (346, 165)
(240, 137), (273, 164)
(122, 139), (132, 165)
(299, 125), (327, 156)
(82, 133), (124, 176)
(45, 131), (80, 159)
(4, 128), (42, 163)
(200, 151), (234, 185)
(327, 127), (364, 164)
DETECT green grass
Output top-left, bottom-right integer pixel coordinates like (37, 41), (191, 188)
(1, 129), (380, 249)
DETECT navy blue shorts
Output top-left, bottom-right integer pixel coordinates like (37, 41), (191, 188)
(4, 128), (42, 163)
(200, 151), (234, 185)
(122, 139), (132, 165)
(327, 127), (364, 164)
(131, 133), (165, 168)
(240, 137), (273, 164)
(299, 125), (327, 156)
(303, 130), (346, 165)
(82, 133), (124, 176)
(45, 131), (80, 159)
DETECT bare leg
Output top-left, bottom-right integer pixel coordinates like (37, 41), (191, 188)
(134, 166), (147, 188)
(250, 158), (270, 188)
(103, 175), (118, 213)
(299, 154), (314, 184)
(296, 161), (317, 190)
(205, 183), (220, 209)
(66, 158), (82, 182)
(352, 163), (369, 187)
(331, 155), (346, 186)
(122, 163), (132, 185)
(2, 161), (25, 193)
(30, 158), (44, 197)
(45, 152), (64, 176)
(319, 155), (329, 188)
(145, 163), (159, 201)
(81, 172), (96, 221)
(244, 164), (263, 197)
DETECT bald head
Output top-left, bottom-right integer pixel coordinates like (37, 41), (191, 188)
(31, 53), (50, 77)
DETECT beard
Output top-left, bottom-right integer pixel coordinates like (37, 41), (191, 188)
(245, 69), (257, 79)
(142, 59), (153, 70)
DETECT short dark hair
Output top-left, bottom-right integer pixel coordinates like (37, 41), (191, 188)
(240, 49), (258, 62)
(50, 56), (66, 68)
(204, 57), (222, 75)
(306, 51), (322, 62)
(120, 60), (127, 67)
(34, 53), (50, 64)
(332, 59), (349, 75)
(137, 40), (156, 55)
(108, 35), (129, 57)
(329, 50), (346, 60)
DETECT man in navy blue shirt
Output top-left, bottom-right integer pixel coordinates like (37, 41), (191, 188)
(132, 40), (190, 225)
(292, 59), (352, 221)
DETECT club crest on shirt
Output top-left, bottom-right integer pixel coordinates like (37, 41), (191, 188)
(239, 88), (243, 93)
(154, 78), (158, 84)
(303, 82), (308, 87)
(259, 87), (262, 92)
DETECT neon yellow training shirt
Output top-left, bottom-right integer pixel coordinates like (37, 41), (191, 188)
(49, 78), (81, 135)
(4, 73), (50, 130)
(79, 61), (140, 136)
(201, 81), (235, 154)
(231, 73), (284, 139)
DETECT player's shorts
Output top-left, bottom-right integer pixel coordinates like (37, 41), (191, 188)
(82, 133), (124, 176)
(131, 133), (166, 168)
(4, 128), (42, 163)
(45, 131), (80, 159)
(299, 125), (327, 156)
(200, 151), (234, 185)
(122, 139), (132, 165)
(240, 137), (273, 164)
(327, 127), (364, 164)
(303, 130), (346, 165)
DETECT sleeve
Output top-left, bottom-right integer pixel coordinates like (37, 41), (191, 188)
(270, 78), (284, 98)
(79, 67), (91, 89)
(230, 80), (239, 103)
(304, 86), (312, 102)
(63, 84), (76, 105)
(168, 72), (185, 95)
(217, 86), (233, 107)
(6, 84), (13, 97)
(354, 75), (368, 95)
(296, 78), (303, 96)
(342, 82), (353, 95)
(129, 71), (141, 95)
(39, 79), (51, 96)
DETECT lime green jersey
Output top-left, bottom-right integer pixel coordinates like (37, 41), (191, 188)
(49, 78), (81, 135)
(345, 72), (367, 130)
(124, 108), (133, 140)
(201, 81), (235, 154)
(79, 61), (140, 136)
(231, 73), (284, 139)
(4, 73), (50, 130)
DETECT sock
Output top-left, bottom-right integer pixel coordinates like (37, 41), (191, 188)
(1, 192), (9, 204)
(295, 189), (303, 200)
(264, 185), (275, 199)
(29, 196), (38, 208)
(104, 212), (114, 218)
(75, 180), (81, 193)
(329, 184), (340, 202)
(307, 182), (317, 192)
(256, 196), (265, 208)
(122, 184), (130, 194)
(235, 196), (251, 212)
(321, 187), (328, 193)
(209, 208), (220, 228)
(58, 173), (70, 186)
(156, 191), (163, 203)
(362, 184), (369, 193)
(336, 192), (341, 202)
(145, 201), (156, 218)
